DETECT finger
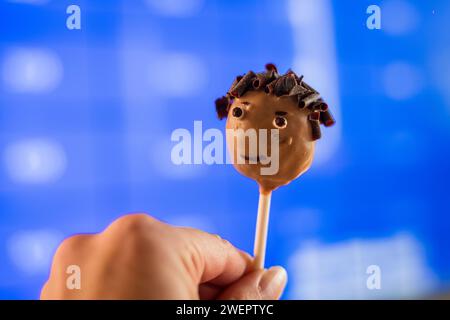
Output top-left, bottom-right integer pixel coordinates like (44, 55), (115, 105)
(217, 266), (287, 300)
(41, 234), (97, 300)
(199, 283), (221, 300)
(178, 227), (253, 287)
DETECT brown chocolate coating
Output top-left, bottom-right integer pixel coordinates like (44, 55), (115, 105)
(226, 91), (315, 194)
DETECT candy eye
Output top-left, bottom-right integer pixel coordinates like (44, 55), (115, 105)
(273, 116), (287, 129)
(232, 106), (245, 119)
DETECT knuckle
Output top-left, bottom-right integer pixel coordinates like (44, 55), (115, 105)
(110, 213), (156, 237)
(107, 213), (165, 255)
(55, 234), (89, 261)
(49, 234), (93, 279)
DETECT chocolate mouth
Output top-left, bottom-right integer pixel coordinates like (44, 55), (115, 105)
(239, 154), (266, 163)
(236, 136), (291, 163)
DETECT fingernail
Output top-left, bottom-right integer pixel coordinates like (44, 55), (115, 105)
(258, 266), (288, 299)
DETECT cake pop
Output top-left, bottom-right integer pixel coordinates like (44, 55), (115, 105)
(215, 64), (335, 269)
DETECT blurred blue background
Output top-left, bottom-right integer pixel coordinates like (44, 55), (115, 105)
(1, 0), (450, 299)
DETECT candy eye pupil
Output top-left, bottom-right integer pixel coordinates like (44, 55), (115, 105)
(274, 116), (287, 128)
(232, 107), (243, 118)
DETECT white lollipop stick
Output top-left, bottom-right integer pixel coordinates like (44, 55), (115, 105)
(253, 191), (272, 269)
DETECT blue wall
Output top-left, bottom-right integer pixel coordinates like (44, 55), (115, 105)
(1, 0), (449, 299)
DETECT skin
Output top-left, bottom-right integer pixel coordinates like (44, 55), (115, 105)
(226, 91), (315, 194)
(40, 213), (287, 300)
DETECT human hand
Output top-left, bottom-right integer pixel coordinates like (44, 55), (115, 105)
(40, 214), (287, 299)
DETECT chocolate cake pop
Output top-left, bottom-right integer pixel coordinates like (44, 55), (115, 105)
(215, 64), (335, 268)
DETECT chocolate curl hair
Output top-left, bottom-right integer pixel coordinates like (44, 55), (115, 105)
(308, 112), (322, 140)
(215, 63), (335, 141)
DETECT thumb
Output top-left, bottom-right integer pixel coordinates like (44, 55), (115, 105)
(217, 266), (287, 300)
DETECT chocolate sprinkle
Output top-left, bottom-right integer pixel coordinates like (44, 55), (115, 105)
(215, 96), (230, 120)
(289, 84), (309, 97)
(308, 112), (321, 122)
(309, 112), (322, 140)
(307, 100), (325, 112)
(230, 71), (256, 98)
(230, 75), (243, 89)
(265, 63), (278, 73)
(319, 102), (329, 111)
(215, 63), (335, 140)
(310, 120), (322, 140)
(253, 73), (267, 89)
(300, 93), (321, 109)
(319, 110), (336, 127)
